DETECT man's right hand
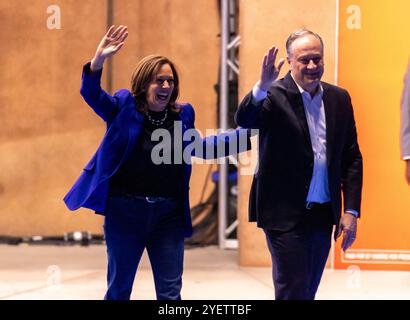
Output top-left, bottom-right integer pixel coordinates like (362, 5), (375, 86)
(406, 160), (410, 185)
(258, 46), (285, 91)
(91, 25), (128, 72)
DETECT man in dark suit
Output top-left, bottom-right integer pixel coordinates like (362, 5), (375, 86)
(235, 29), (363, 300)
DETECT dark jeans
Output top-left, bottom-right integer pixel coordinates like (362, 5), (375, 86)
(264, 203), (334, 300)
(103, 195), (185, 300)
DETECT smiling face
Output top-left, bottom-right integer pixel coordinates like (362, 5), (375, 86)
(145, 63), (175, 112)
(287, 34), (324, 94)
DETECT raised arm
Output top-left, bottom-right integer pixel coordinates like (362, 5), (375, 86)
(235, 47), (284, 129)
(80, 25), (129, 122)
(90, 25), (128, 72)
(258, 46), (286, 91)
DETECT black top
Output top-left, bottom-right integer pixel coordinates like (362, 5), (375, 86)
(109, 107), (183, 198)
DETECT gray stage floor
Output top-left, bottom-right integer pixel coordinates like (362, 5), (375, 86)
(0, 245), (409, 300)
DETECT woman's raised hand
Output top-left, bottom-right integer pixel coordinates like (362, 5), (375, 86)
(91, 25), (128, 71)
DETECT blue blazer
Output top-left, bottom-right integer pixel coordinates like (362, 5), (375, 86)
(64, 63), (250, 237)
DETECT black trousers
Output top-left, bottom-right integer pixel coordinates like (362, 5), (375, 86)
(264, 203), (334, 300)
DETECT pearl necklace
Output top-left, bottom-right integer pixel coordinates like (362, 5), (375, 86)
(145, 107), (168, 126)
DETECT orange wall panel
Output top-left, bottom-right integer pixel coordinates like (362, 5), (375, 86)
(335, 0), (410, 270)
(0, 0), (107, 236)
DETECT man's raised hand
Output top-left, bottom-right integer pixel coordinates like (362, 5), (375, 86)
(258, 46), (285, 91)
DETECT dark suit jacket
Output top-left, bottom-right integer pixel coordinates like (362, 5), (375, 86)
(64, 63), (250, 237)
(235, 72), (363, 232)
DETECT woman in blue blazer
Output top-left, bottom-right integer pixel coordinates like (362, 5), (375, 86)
(64, 25), (249, 300)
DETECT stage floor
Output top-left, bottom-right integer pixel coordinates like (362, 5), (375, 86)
(0, 245), (409, 300)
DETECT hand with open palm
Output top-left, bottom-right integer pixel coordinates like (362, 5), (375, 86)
(91, 25), (128, 72)
(258, 46), (285, 91)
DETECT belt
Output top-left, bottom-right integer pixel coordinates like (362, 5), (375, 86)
(305, 201), (331, 210)
(124, 194), (176, 203)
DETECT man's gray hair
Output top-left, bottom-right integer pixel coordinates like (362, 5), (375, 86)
(285, 29), (324, 57)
